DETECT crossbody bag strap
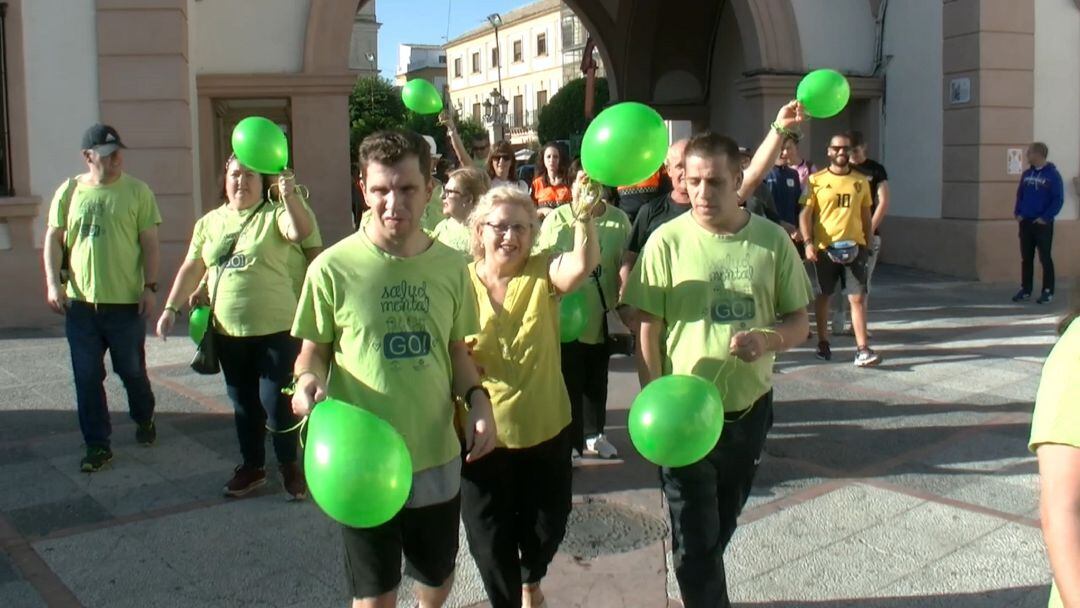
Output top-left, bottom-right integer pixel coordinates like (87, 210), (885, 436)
(207, 200), (268, 322)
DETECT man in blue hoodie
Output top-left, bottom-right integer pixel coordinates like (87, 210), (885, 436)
(1013, 142), (1064, 304)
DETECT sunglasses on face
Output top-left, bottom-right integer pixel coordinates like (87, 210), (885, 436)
(493, 155), (513, 162)
(484, 221), (529, 236)
(829, 146), (851, 152)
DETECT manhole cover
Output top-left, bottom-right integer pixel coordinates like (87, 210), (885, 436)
(561, 499), (670, 559)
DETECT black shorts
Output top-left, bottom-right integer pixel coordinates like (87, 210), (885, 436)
(814, 248), (870, 296)
(341, 493), (460, 599)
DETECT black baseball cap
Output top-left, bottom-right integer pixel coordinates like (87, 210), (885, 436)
(81, 123), (126, 156)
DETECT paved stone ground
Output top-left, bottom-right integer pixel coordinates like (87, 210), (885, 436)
(0, 264), (1066, 607)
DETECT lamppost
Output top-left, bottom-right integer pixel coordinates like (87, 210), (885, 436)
(365, 52), (375, 108)
(482, 88), (509, 143)
(487, 13), (504, 100)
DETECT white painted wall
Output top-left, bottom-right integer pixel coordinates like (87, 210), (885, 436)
(1034, 0), (1080, 221)
(881, 0), (943, 218)
(192, 0), (310, 74)
(791, 0), (876, 74)
(22, 0), (99, 243)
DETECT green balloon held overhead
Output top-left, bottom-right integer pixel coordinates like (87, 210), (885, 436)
(580, 102), (669, 187)
(796, 69), (851, 118)
(559, 290), (588, 343)
(401, 79), (444, 115)
(189, 305), (210, 344)
(231, 116), (289, 174)
(305, 398), (413, 528)
(628, 374), (725, 468)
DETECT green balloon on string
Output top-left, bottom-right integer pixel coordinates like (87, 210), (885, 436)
(305, 398), (413, 528)
(401, 79), (444, 115)
(189, 305), (210, 344)
(559, 290), (588, 343)
(231, 116), (289, 174)
(580, 102), (669, 187)
(628, 374), (725, 468)
(796, 69), (851, 118)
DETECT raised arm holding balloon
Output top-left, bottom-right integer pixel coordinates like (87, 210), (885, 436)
(736, 100), (808, 203)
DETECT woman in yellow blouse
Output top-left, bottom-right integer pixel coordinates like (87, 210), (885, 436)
(462, 183), (600, 608)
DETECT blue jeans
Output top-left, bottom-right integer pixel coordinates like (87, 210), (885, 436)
(661, 391), (774, 608)
(65, 301), (156, 449)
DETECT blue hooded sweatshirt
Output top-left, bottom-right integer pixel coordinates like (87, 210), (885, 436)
(1014, 163), (1064, 222)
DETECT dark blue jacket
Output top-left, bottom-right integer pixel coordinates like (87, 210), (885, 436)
(1015, 163), (1064, 222)
(764, 164), (802, 226)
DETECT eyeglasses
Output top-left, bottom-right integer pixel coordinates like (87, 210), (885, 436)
(442, 188), (462, 197)
(828, 145), (851, 152)
(484, 222), (529, 236)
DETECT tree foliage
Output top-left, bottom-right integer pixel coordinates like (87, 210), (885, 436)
(537, 77), (609, 144)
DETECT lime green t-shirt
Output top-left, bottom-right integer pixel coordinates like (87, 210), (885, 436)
(537, 204), (631, 345)
(47, 173), (162, 304)
(467, 255), (571, 448)
(1029, 321), (1080, 608)
(291, 230), (479, 472)
(622, 212), (812, 413)
(188, 201), (319, 337)
(421, 181), (445, 233)
(431, 217), (472, 258)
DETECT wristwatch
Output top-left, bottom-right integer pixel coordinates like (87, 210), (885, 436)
(144, 282), (158, 293)
(462, 384), (490, 412)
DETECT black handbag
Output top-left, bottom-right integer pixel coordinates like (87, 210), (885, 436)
(190, 201), (267, 375)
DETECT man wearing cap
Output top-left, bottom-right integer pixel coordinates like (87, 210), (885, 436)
(43, 124), (162, 472)
(799, 133), (881, 367)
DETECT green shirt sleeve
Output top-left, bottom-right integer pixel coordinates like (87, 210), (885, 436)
(450, 265), (480, 341)
(1029, 323), (1080, 451)
(137, 182), (162, 233)
(621, 235), (669, 318)
(46, 180), (74, 229)
(186, 216), (206, 262)
(773, 229), (813, 316)
(291, 260), (337, 344)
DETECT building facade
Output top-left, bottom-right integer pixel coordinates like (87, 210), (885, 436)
(0, 0), (1076, 329)
(445, 0), (605, 147)
(394, 43), (447, 92)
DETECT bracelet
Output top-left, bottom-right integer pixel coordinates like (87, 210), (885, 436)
(164, 305), (181, 314)
(751, 328), (784, 351)
(462, 384), (490, 412)
(282, 370), (322, 396)
(770, 121), (794, 137)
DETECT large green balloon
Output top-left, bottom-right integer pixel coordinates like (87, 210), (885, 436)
(231, 116), (289, 174)
(305, 398), (413, 528)
(189, 305), (210, 344)
(401, 79), (444, 115)
(559, 290), (588, 343)
(580, 102), (669, 187)
(796, 69), (851, 119)
(628, 374), (725, 468)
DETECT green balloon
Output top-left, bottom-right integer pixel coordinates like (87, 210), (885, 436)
(231, 116), (289, 174)
(796, 69), (851, 118)
(628, 374), (725, 468)
(559, 290), (588, 343)
(305, 398), (413, 528)
(401, 79), (444, 115)
(580, 102), (669, 187)
(189, 305), (210, 344)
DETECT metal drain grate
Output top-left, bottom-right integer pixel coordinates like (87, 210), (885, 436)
(561, 498), (670, 559)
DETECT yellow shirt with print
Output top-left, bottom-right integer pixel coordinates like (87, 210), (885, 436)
(1029, 321), (1080, 608)
(47, 173), (162, 304)
(292, 230), (479, 473)
(188, 201), (319, 337)
(622, 213), (812, 413)
(801, 168), (872, 249)
(467, 255), (572, 448)
(537, 204), (631, 345)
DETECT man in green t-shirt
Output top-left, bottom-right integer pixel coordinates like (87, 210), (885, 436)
(290, 129), (496, 607)
(42, 124), (162, 474)
(622, 112), (812, 607)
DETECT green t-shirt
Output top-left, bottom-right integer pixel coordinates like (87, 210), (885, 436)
(188, 201), (320, 337)
(420, 181), (445, 233)
(431, 217), (472, 258)
(291, 229), (480, 472)
(1028, 321), (1080, 608)
(537, 204), (631, 345)
(622, 212), (812, 413)
(47, 173), (162, 304)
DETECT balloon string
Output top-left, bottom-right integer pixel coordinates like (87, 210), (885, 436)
(710, 327), (782, 423)
(266, 415), (309, 449)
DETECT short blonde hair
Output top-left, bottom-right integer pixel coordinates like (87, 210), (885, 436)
(467, 186), (539, 261)
(447, 167), (491, 206)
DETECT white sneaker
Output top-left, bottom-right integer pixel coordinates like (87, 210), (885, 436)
(571, 448), (582, 468)
(585, 434), (619, 459)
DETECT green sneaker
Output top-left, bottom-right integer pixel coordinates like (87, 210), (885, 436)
(135, 419), (156, 446)
(80, 446), (113, 473)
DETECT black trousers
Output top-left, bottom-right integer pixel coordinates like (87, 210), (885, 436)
(661, 391), (774, 608)
(1018, 219), (1055, 294)
(215, 331), (301, 468)
(460, 428), (572, 608)
(560, 340), (611, 452)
